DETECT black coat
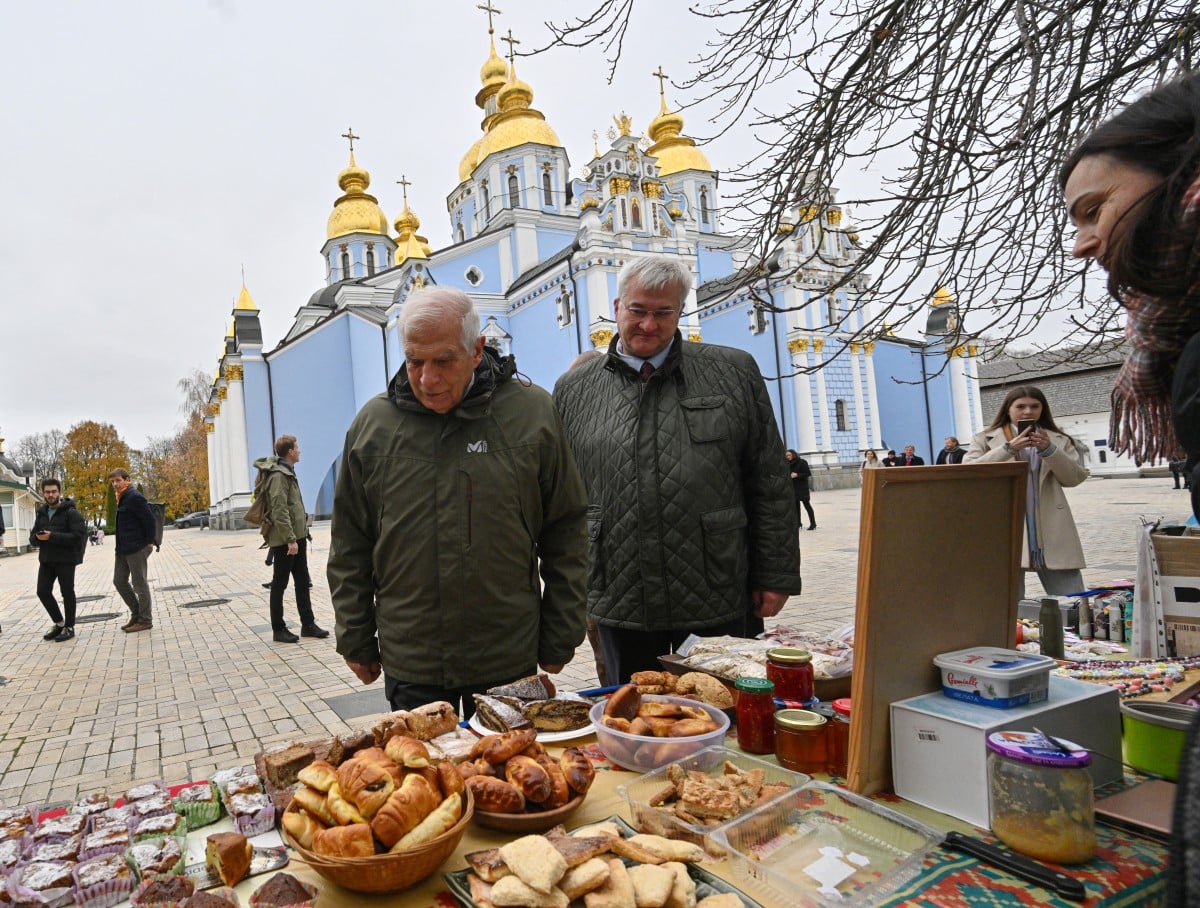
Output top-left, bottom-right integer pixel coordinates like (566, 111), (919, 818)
(936, 446), (967, 464)
(114, 486), (157, 555)
(786, 454), (812, 500)
(1172, 332), (1200, 521)
(30, 498), (88, 565)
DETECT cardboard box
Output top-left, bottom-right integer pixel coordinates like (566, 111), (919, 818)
(890, 675), (1121, 828)
(1151, 534), (1200, 656)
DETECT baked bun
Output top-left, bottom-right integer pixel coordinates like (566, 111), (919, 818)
(312, 823), (375, 858)
(480, 728), (538, 765)
(465, 775), (526, 814)
(204, 831), (251, 887)
(504, 755), (553, 804)
(559, 747), (595, 796)
(603, 684), (641, 720)
(667, 718), (720, 738)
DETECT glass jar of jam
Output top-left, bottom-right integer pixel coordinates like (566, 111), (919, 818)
(774, 708), (827, 774)
(734, 677), (776, 754)
(766, 647), (815, 702)
(986, 731), (1096, 864)
(828, 698), (852, 777)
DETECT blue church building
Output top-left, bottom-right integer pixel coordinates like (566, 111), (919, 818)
(204, 28), (983, 527)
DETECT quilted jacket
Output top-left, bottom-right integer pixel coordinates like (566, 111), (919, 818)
(327, 347), (588, 689)
(553, 333), (802, 632)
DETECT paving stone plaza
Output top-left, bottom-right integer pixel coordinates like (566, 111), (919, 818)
(0, 474), (1186, 807)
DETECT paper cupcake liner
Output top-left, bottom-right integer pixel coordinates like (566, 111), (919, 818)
(123, 780), (169, 805)
(126, 835), (187, 883)
(248, 875), (319, 907)
(72, 868), (134, 908)
(127, 875), (197, 907)
(232, 802), (276, 838)
(130, 817), (187, 843)
(79, 835), (131, 862)
(172, 796), (221, 832)
(5, 874), (75, 908)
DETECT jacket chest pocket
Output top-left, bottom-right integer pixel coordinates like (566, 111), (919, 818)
(680, 396), (729, 442)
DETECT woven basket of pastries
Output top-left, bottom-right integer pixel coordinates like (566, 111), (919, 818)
(279, 736), (474, 893)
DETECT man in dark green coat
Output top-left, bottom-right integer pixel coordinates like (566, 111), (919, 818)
(327, 287), (588, 719)
(554, 256), (803, 682)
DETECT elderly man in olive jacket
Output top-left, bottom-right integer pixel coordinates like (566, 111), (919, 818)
(327, 287), (588, 719)
(554, 256), (803, 683)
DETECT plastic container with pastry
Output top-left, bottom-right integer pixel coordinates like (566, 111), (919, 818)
(590, 691), (731, 772)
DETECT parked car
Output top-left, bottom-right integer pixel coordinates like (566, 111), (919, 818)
(174, 510), (210, 529)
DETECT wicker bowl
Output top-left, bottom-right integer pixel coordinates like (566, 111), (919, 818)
(280, 788), (474, 894)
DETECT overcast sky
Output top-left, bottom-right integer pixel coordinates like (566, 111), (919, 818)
(1, 1), (1078, 455)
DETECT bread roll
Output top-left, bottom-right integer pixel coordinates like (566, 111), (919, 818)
(505, 755), (553, 804)
(465, 775), (526, 814)
(640, 717), (679, 738)
(534, 752), (571, 808)
(628, 717), (654, 737)
(312, 822), (375, 858)
(370, 773), (440, 849)
(559, 747), (595, 796)
(603, 684), (641, 720)
(636, 702), (687, 719)
(601, 716), (632, 733)
(667, 718), (719, 738)
(281, 809), (325, 851)
(384, 735), (431, 768)
(481, 728), (538, 765)
(296, 760), (337, 793)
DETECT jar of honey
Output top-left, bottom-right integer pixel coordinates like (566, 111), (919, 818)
(734, 677), (776, 754)
(766, 647), (815, 701)
(774, 708), (827, 774)
(828, 698), (852, 777)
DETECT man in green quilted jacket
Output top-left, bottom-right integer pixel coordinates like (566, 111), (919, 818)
(554, 256), (803, 682)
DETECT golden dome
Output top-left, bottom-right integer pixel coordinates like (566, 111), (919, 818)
(234, 283), (258, 311)
(459, 136), (483, 183)
(392, 178), (429, 266)
(477, 61), (563, 161)
(646, 96), (712, 176)
(479, 36), (507, 87)
(326, 150), (389, 240)
(932, 286), (955, 306)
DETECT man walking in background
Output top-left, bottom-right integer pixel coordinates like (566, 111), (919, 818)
(256, 435), (328, 644)
(30, 478), (88, 642)
(109, 468), (156, 633)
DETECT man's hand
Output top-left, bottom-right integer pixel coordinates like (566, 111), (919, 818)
(539, 662), (565, 674)
(751, 590), (789, 618)
(345, 659), (381, 685)
(35, 531), (50, 541)
(287, 541), (299, 555)
(145, 543), (155, 554)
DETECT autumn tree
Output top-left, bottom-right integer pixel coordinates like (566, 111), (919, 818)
(540, 1), (1199, 354)
(62, 421), (131, 523)
(138, 369), (210, 518)
(12, 429), (67, 484)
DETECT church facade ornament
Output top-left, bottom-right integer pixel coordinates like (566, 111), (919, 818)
(590, 328), (614, 347)
(787, 338), (809, 354)
(864, 341), (876, 354)
(813, 338), (825, 353)
(217, 386), (228, 401)
(225, 365), (244, 381)
(688, 332), (702, 343)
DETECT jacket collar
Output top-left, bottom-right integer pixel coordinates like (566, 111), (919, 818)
(388, 345), (517, 416)
(604, 331), (683, 378)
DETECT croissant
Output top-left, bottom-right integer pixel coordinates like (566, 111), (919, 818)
(391, 792), (462, 852)
(281, 809), (326, 850)
(312, 822), (375, 858)
(336, 756), (395, 819)
(296, 760), (338, 793)
(384, 735), (431, 768)
(465, 774), (526, 814)
(292, 786), (336, 826)
(370, 773), (440, 849)
(326, 781), (367, 825)
(505, 755), (553, 804)
(480, 727), (538, 765)
(436, 761), (466, 799)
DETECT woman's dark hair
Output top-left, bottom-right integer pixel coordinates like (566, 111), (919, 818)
(987, 385), (1067, 435)
(785, 449), (799, 460)
(1059, 73), (1200, 297)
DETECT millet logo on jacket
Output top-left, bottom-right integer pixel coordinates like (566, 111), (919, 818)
(467, 440), (489, 454)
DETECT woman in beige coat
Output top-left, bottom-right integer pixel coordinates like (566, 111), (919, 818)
(964, 385), (1089, 595)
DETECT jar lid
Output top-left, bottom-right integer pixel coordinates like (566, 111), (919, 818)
(986, 731), (1092, 768)
(767, 647), (812, 665)
(832, 697), (852, 716)
(810, 703), (836, 720)
(735, 677), (775, 694)
(775, 709), (826, 730)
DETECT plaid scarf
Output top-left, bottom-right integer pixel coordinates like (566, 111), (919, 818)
(1110, 170), (1200, 464)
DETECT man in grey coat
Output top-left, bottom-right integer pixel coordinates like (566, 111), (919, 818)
(554, 256), (803, 682)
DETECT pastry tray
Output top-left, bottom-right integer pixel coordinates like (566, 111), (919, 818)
(443, 815), (763, 908)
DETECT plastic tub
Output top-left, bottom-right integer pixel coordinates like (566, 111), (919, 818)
(1121, 700), (1196, 781)
(710, 781), (941, 907)
(932, 647), (1055, 709)
(589, 696), (730, 772)
(616, 745), (808, 857)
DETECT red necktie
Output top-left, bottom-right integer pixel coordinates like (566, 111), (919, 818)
(906, 456), (912, 465)
(639, 361), (655, 382)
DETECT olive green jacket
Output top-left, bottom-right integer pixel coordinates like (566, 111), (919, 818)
(253, 455), (307, 547)
(327, 348), (589, 688)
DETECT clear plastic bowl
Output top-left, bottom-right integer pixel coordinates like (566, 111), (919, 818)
(616, 745), (809, 856)
(710, 782), (942, 907)
(588, 695), (731, 772)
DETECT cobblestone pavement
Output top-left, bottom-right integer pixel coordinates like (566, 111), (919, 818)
(0, 474), (1186, 806)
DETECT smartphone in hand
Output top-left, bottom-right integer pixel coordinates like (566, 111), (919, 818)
(1016, 419), (1039, 435)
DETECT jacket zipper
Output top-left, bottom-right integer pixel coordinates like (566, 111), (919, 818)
(466, 475), (473, 548)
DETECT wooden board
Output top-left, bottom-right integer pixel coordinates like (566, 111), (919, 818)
(847, 463), (1027, 796)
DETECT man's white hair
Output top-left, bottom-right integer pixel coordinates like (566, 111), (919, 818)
(399, 287), (480, 351)
(617, 257), (693, 309)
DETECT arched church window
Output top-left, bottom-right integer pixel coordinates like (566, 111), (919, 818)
(508, 173), (520, 208)
(556, 287), (572, 327)
(365, 247), (375, 277)
(699, 187), (710, 225)
(835, 399), (848, 432)
(620, 199), (628, 228)
(340, 250), (351, 280)
(631, 198), (642, 229)
(482, 180), (491, 221)
(542, 171), (553, 206)
(457, 222), (466, 243)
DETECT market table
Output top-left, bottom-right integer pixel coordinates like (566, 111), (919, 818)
(202, 735), (1169, 908)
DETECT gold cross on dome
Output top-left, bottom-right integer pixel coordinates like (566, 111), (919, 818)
(652, 65), (669, 97)
(341, 128), (359, 154)
(396, 175), (412, 207)
(501, 29), (520, 63)
(476, 1), (501, 34)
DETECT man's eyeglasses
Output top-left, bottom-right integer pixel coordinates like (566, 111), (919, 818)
(624, 306), (681, 322)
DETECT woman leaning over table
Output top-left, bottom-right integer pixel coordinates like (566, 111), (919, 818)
(1058, 72), (1200, 908)
(963, 385), (1089, 597)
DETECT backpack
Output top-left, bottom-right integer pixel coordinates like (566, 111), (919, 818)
(148, 502), (166, 551)
(242, 468), (274, 541)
